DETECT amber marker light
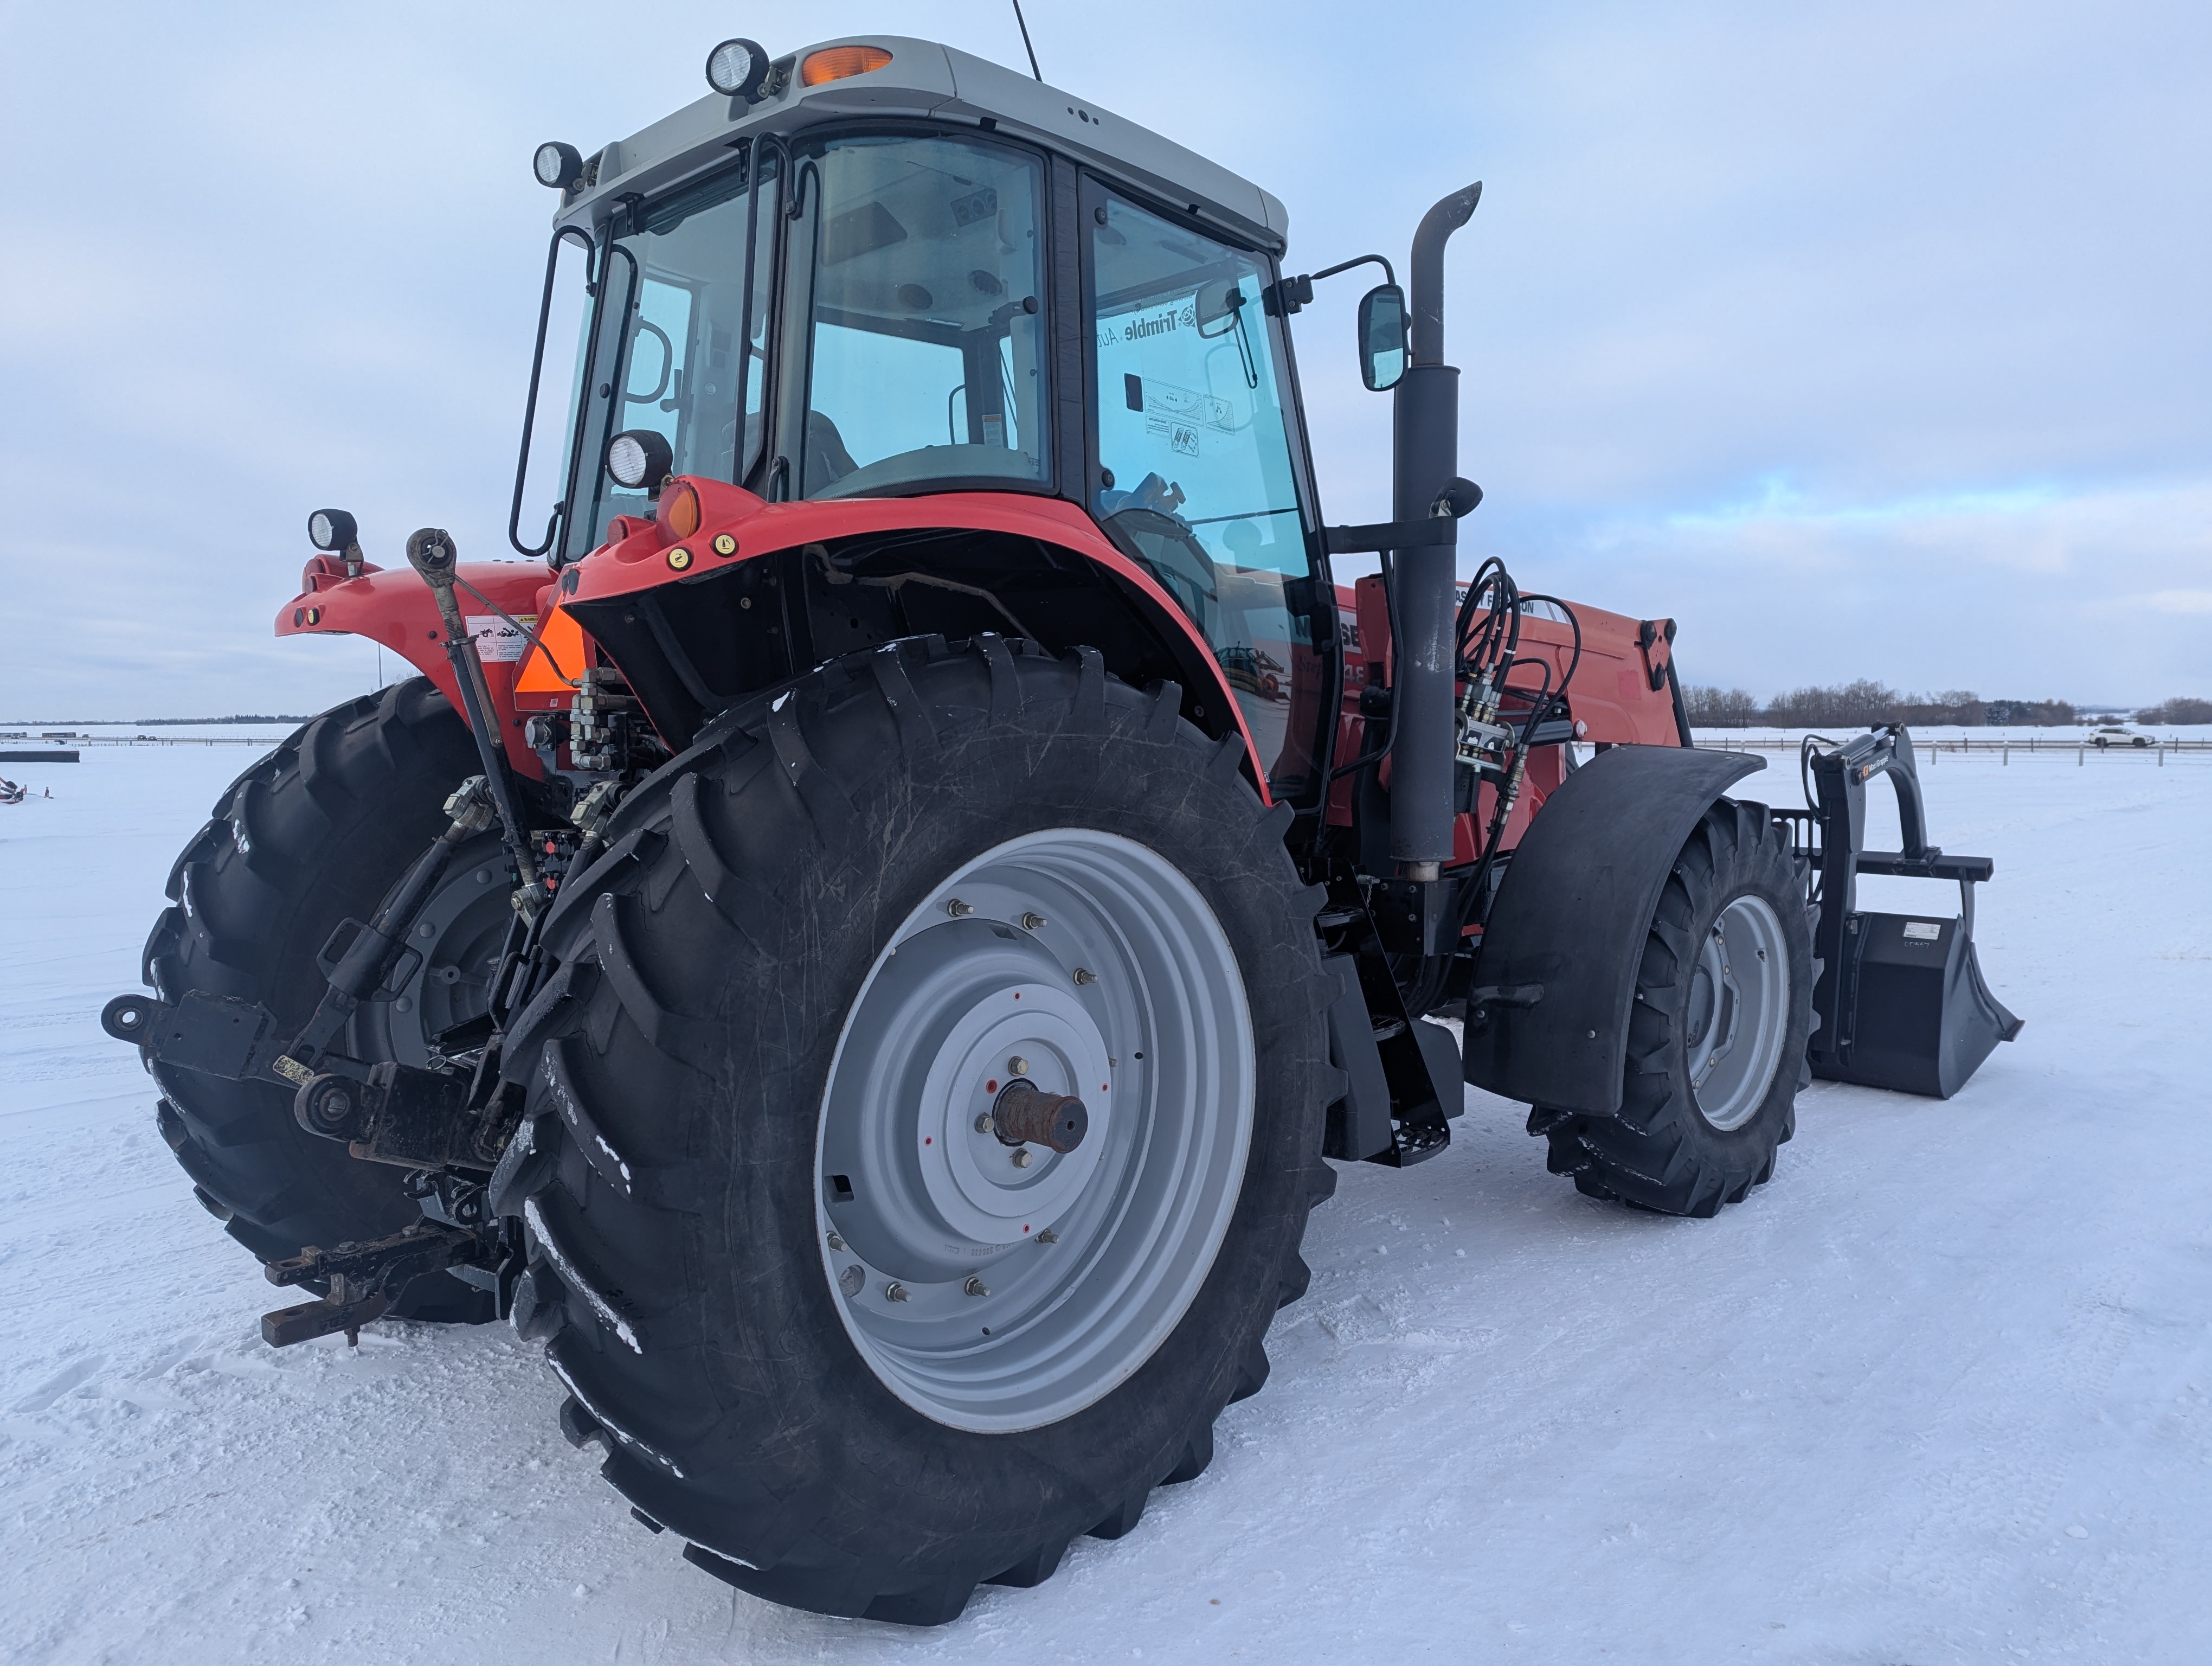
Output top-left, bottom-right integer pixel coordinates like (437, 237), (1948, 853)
(660, 479), (702, 540)
(800, 45), (892, 86)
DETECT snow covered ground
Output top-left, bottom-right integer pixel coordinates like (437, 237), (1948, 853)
(4, 739), (2209, 1664)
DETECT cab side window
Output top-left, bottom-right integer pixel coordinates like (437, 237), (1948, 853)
(797, 136), (1050, 499)
(1086, 190), (1315, 787)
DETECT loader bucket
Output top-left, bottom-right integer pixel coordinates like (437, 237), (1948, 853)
(1795, 727), (2023, 1099)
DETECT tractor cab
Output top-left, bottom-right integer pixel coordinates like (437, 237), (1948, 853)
(526, 38), (1326, 787)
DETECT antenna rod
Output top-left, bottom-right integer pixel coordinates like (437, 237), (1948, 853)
(1011, 0), (1043, 80)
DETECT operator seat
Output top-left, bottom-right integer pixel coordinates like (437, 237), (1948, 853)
(803, 411), (858, 490)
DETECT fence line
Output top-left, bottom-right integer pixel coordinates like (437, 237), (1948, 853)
(1699, 736), (2210, 761)
(0, 734), (284, 748)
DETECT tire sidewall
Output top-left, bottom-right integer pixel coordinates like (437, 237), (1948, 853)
(1654, 847), (1811, 1166)
(1573, 800), (1816, 1213)
(561, 651), (1327, 1577)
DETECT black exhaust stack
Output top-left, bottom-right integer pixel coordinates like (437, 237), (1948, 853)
(1388, 183), (1482, 881)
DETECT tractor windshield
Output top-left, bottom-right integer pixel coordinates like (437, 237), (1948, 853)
(562, 152), (781, 559)
(793, 134), (1049, 500)
(1086, 190), (1314, 783)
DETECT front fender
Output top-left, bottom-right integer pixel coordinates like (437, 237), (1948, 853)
(1462, 744), (1766, 1114)
(276, 556), (551, 778)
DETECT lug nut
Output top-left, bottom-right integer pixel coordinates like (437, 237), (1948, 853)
(1036, 1229), (1059, 1244)
(1008, 1056), (1029, 1075)
(839, 1265), (864, 1297)
(1011, 1149), (1033, 1169)
(1073, 968), (1097, 985)
(963, 1276), (988, 1297)
(1020, 912), (1047, 931)
(826, 1232), (846, 1251)
(946, 898), (973, 917)
(975, 1112), (994, 1133)
(884, 1281), (909, 1302)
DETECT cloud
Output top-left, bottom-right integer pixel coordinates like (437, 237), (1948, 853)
(1514, 476), (2212, 699)
(0, 0), (2204, 716)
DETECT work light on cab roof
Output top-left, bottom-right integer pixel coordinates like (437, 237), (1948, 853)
(531, 140), (583, 191)
(704, 37), (769, 100)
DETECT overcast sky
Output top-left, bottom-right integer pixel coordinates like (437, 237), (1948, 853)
(1, 0), (2204, 718)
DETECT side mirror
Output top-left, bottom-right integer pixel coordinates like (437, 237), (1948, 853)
(1357, 284), (1407, 391)
(1194, 278), (1245, 334)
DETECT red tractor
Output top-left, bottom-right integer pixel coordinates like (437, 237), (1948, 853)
(104, 34), (2018, 1624)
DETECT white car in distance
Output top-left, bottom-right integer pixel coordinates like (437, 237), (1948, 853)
(2088, 726), (2153, 748)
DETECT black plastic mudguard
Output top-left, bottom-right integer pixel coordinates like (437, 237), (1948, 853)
(1461, 744), (1765, 1115)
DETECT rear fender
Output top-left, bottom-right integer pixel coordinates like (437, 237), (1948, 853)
(1461, 744), (1765, 1113)
(556, 478), (1267, 796)
(276, 555), (551, 779)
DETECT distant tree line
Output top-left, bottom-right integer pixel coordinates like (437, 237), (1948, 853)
(2134, 697), (2212, 725)
(0, 714), (311, 726)
(1677, 681), (2212, 728)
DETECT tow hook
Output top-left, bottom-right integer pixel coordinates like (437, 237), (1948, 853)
(260, 1221), (490, 1347)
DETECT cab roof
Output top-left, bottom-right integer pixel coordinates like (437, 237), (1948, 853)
(554, 35), (1289, 255)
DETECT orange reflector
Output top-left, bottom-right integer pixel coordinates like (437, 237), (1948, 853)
(660, 480), (700, 540)
(516, 605), (586, 694)
(801, 45), (892, 86)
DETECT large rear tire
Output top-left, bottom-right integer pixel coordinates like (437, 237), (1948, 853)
(1532, 798), (1812, 1216)
(140, 677), (505, 1321)
(497, 636), (1338, 1624)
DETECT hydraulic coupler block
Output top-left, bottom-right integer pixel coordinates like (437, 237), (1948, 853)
(569, 669), (640, 773)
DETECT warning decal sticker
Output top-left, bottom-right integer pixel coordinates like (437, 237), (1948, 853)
(465, 615), (533, 664)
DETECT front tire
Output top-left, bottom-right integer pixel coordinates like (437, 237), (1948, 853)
(1533, 799), (1812, 1216)
(498, 636), (1338, 1623)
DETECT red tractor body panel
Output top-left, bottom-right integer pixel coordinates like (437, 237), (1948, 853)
(279, 478), (1272, 800)
(1329, 578), (1683, 866)
(276, 555), (554, 779)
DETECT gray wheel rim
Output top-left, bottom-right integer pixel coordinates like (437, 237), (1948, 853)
(815, 829), (1256, 1434)
(1682, 893), (1790, 1132)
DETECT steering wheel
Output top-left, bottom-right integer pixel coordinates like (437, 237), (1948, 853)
(1105, 508), (1221, 637)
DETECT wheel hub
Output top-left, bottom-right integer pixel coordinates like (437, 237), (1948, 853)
(816, 829), (1255, 1433)
(1683, 892), (1790, 1132)
(830, 944), (1115, 1273)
